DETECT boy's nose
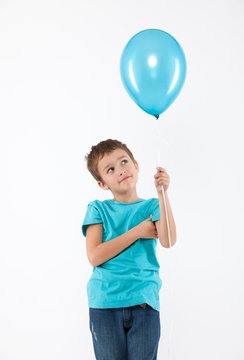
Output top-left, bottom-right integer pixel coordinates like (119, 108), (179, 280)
(119, 171), (127, 180)
(119, 170), (126, 175)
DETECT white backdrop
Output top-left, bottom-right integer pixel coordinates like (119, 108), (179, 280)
(1, 0), (244, 359)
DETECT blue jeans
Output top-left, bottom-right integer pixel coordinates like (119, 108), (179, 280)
(89, 304), (161, 360)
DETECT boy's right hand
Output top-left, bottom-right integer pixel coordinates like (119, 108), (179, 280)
(137, 214), (158, 239)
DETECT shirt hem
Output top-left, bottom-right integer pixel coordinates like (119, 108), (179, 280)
(88, 297), (160, 312)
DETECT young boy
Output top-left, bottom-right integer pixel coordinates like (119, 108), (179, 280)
(82, 139), (177, 360)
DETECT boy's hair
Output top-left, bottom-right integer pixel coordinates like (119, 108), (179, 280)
(84, 139), (136, 183)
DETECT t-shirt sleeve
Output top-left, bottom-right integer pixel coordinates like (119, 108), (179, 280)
(150, 198), (160, 222)
(81, 202), (103, 237)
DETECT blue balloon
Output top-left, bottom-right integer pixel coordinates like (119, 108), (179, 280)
(120, 29), (187, 119)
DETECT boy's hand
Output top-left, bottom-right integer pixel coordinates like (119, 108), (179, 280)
(154, 166), (170, 193)
(137, 214), (158, 239)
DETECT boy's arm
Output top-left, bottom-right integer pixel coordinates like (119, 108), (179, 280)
(86, 223), (142, 267)
(155, 190), (177, 248)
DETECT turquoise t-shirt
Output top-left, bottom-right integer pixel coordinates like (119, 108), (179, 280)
(81, 198), (162, 312)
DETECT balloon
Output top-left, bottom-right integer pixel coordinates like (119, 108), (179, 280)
(120, 29), (187, 119)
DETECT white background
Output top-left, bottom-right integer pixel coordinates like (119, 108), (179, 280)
(1, 0), (244, 359)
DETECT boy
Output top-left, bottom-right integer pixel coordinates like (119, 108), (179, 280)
(82, 139), (177, 360)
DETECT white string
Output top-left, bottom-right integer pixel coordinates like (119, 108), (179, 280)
(154, 115), (175, 360)
(154, 116), (171, 247)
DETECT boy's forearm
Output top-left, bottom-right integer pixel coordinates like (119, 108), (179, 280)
(157, 190), (177, 247)
(92, 225), (140, 267)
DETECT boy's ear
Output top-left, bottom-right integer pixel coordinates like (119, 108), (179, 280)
(134, 160), (139, 171)
(97, 180), (110, 191)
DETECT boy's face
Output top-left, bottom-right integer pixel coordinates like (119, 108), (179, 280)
(97, 148), (139, 195)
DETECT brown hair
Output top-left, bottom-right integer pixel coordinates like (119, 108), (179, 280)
(84, 139), (136, 182)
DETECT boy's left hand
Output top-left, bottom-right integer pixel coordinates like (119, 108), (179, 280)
(154, 167), (170, 193)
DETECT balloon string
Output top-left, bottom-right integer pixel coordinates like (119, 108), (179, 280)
(155, 116), (171, 248)
(155, 116), (174, 360)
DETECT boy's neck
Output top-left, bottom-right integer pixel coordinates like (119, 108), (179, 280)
(112, 194), (142, 204)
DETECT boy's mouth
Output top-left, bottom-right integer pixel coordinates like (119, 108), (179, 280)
(120, 176), (131, 183)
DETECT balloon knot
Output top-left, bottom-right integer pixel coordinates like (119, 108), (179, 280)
(154, 114), (159, 120)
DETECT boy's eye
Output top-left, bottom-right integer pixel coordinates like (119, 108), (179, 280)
(107, 159), (127, 173)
